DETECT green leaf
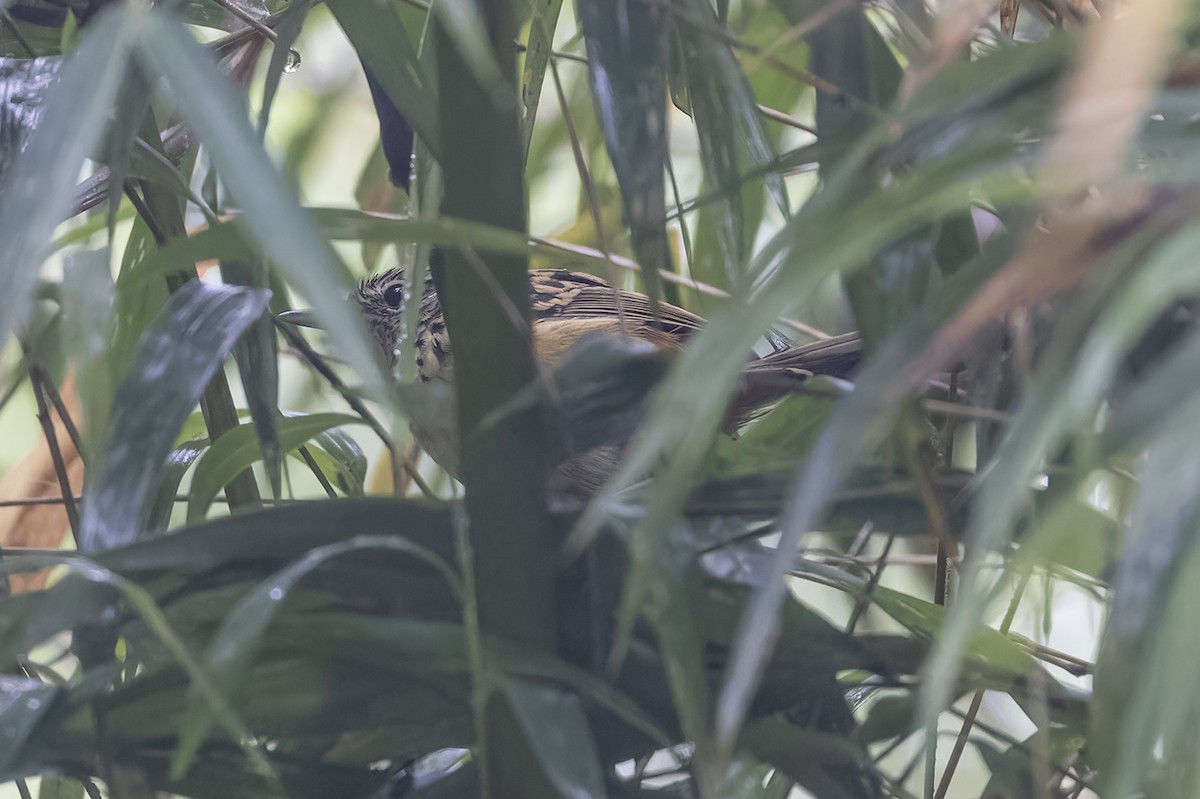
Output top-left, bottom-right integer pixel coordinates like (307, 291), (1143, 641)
(1016, 494), (1118, 580)
(740, 714), (876, 799)
(673, 0), (787, 282)
(172, 533), (461, 778)
(224, 259), (282, 497)
(299, 425), (367, 496)
(704, 390), (840, 479)
(136, 12), (388, 399)
(578, 0), (671, 297)
(325, 0), (440, 157)
(60, 249), (115, 444)
(0, 677), (59, 774)
(81, 281), (271, 551)
(521, 0), (564, 155)
(0, 6), (139, 358)
(871, 587), (1034, 676)
(147, 439), (209, 532)
(923, 218), (1200, 730)
(187, 412), (363, 521)
(37, 777), (85, 799)
(497, 676), (607, 799)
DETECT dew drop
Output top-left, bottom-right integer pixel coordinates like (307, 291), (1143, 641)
(284, 49), (302, 73)
(268, 587), (284, 601)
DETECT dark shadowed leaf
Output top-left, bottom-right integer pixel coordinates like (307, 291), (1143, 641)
(99, 499), (455, 582)
(326, 0), (437, 159)
(81, 281), (271, 551)
(233, 328), (281, 496)
(172, 534), (461, 777)
(0, 677), (59, 774)
(578, 0), (670, 298)
(740, 714), (876, 799)
(224, 259), (282, 498)
(1090, 420), (1200, 797)
(498, 676), (607, 799)
(673, 0), (788, 282)
(363, 66), (416, 190)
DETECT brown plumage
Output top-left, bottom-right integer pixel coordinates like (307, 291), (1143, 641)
(352, 266), (862, 493)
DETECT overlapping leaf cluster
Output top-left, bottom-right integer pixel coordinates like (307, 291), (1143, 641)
(0, 0), (1198, 797)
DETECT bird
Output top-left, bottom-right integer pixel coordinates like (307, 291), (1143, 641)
(291, 266), (862, 494)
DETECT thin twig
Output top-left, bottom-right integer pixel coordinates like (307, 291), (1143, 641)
(122, 182), (171, 245)
(298, 445), (337, 499)
(950, 709), (1094, 791)
(0, 494), (298, 510)
(29, 370), (81, 545)
(32, 365), (87, 464)
(756, 103), (817, 134)
(274, 321), (436, 499)
(922, 397), (1012, 422)
(210, 0), (279, 41)
(845, 532), (894, 633)
(933, 570), (1034, 799)
(1017, 640), (1093, 676)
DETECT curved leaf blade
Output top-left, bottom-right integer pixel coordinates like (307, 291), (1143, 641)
(136, 12), (388, 399)
(0, 7), (139, 354)
(186, 412), (363, 522)
(579, 0), (670, 297)
(81, 281), (271, 551)
(327, 0), (438, 159)
(173, 534), (462, 776)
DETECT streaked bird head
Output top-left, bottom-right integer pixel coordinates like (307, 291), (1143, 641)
(352, 266), (409, 365)
(279, 266), (444, 377)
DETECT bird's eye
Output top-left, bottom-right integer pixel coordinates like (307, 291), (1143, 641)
(383, 284), (404, 309)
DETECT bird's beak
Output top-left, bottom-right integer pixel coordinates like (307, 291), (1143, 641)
(277, 309), (323, 329)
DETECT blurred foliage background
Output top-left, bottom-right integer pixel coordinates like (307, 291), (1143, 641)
(0, 0), (1195, 797)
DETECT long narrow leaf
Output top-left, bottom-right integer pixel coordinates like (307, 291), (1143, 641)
(0, 6), (139, 352)
(81, 281), (271, 551)
(136, 13), (388, 398)
(186, 412), (362, 521)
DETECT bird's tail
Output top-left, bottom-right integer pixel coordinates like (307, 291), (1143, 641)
(729, 331), (863, 429)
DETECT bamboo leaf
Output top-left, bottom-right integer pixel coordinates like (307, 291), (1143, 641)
(136, 13), (388, 398)
(0, 7), (138, 356)
(186, 412), (363, 522)
(81, 281), (271, 551)
(578, 0), (671, 297)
